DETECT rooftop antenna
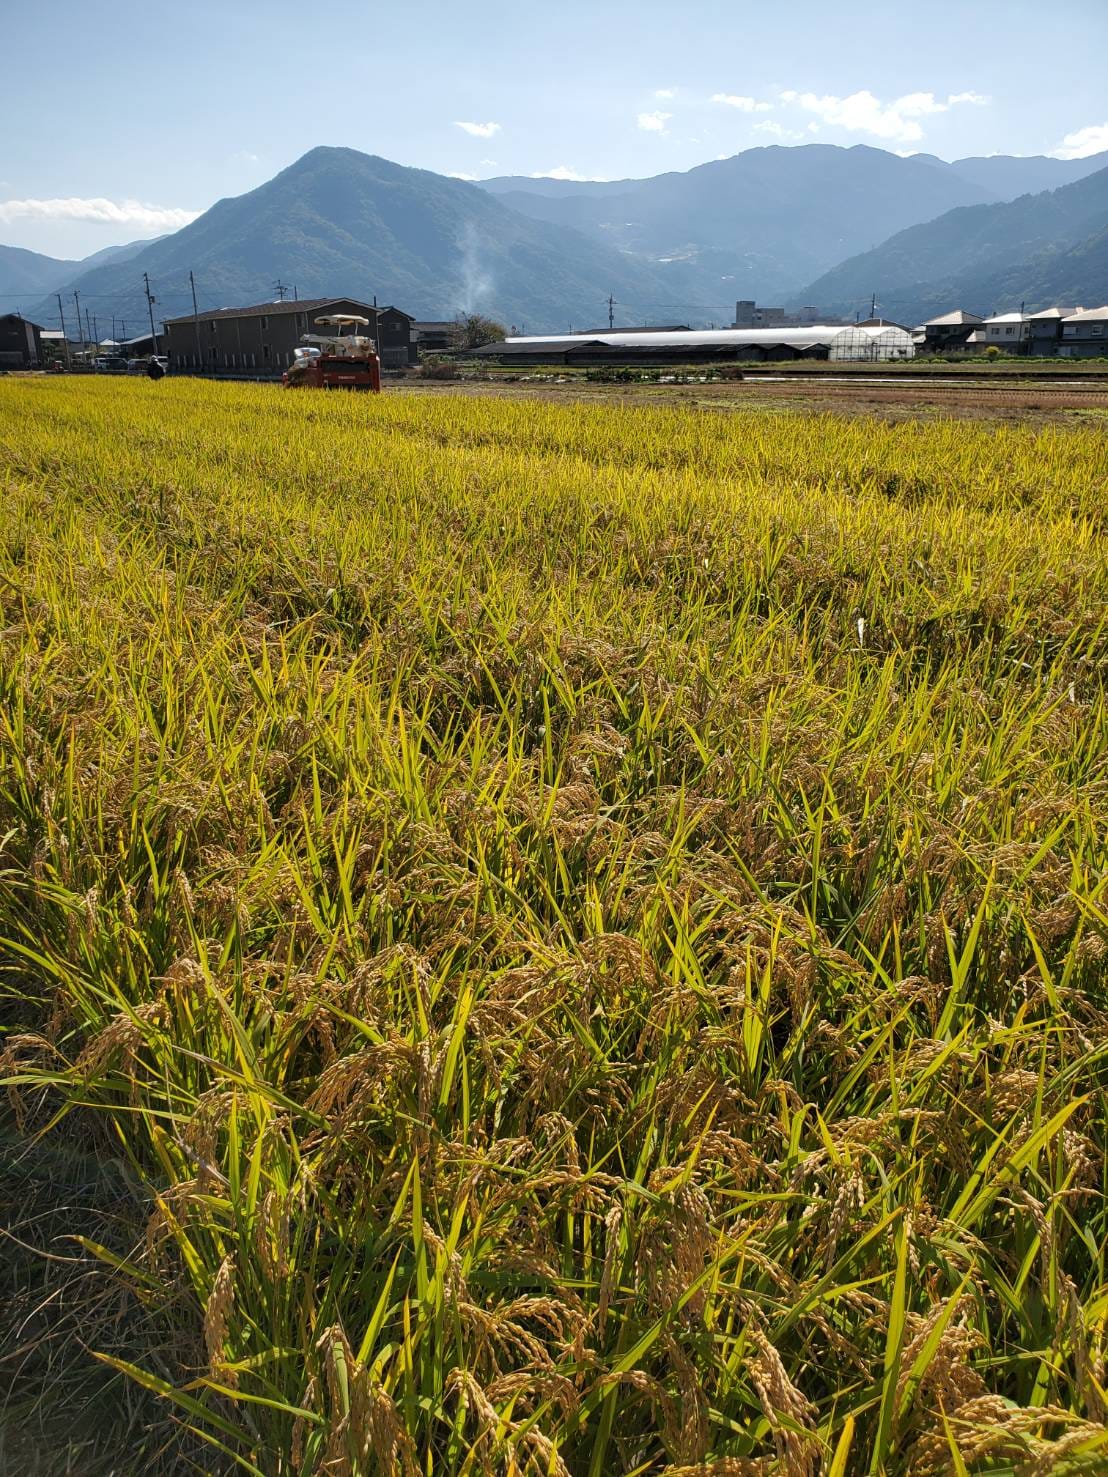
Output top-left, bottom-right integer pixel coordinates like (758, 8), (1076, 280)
(273, 279), (288, 301)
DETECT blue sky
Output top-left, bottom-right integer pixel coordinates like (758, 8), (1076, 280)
(3, 0), (1107, 257)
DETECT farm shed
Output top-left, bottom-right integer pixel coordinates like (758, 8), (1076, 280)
(470, 325), (914, 366)
(164, 299), (416, 375)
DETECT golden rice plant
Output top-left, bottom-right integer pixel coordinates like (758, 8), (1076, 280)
(1, 376), (1107, 1474)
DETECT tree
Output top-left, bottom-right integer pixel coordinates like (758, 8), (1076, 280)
(450, 314), (507, 350)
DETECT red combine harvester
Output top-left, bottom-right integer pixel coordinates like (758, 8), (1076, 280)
(282, 314), (382, 392)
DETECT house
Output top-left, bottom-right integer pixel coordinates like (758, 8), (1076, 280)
(982, 312), (1030, 350)
(915, 309), (984, 353)
(1057, 306), (1108, 357)
(1025, 307), (1081, 356)
(0, 313), (43, 368)
(412, 321), (457, 353)
(118, 332), (160, 358)
(163, 299), (416, 375)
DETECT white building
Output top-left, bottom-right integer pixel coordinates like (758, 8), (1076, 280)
(982, 312), (1029, 348)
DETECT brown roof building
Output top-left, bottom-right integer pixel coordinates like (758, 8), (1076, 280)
(163, 297), (416, 375)
(0, 313), (44, 369)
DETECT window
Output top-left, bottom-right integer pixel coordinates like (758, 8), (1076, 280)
(209, 321), (216, 334)
(263, 344), (270, 361)
(260, 316), (268, 330)
(1063, 325), (1077, 335)
(1005, 326), (1014, 336)
(1090, 325), (1104, 336)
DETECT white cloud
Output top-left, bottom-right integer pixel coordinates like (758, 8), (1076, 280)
(754, 120), (803, 141)
(637, 110), (672, 133)
(449, 172), (478, 181)
(711, 93), (772, 112)
(480, 158), (499, 167)
(530, 165), (592, 181)
(1052, 121), (1108, 159)
(454, 120), (501, 138)
(230, 150), (260, 165)
(654, 87), (675, 99)
(0, 196), (200, 230)
(778, 88), (988, 144)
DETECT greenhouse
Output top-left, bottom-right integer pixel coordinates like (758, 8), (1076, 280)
(828, 324), (915, 361)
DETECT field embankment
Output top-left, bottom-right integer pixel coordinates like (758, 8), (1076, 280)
(1, 378), (1107, 1474)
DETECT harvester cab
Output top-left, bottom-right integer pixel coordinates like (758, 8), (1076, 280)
(283, 313), (382, 391)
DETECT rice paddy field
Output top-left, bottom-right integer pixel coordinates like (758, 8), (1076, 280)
(1, 375), (1107, 1475)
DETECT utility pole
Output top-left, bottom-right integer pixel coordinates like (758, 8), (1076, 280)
(190, 270), (203, 373)
(608, 294), (614, 330)
(112, 314), (116, 344)
(92, 313), (98, 346)
(293, 284), (298, 301)
(143, 272), (159, 352)
(73, 290), (82, 352)
(85, 307), (92, 345)
(56, 293), (71, 366)
(870, 292), (877, 320)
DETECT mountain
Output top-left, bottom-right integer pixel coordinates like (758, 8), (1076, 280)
(476, 146), (1001, 300)
(971, 221), (1108, 312)
(0, 244), (79, 311)
(795, 163), (1108, 322)
(77, 236), (167, 271)
(947, 151), (1108, 199)
(1, 237), (168, 321)
(25, 148), (736, 334)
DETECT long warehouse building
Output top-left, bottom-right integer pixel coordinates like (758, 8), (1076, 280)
(471, 323), (914, 365)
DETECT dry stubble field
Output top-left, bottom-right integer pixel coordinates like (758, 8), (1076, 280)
(1, 376), (1107, 1475)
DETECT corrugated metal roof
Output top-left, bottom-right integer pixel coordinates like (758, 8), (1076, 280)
(922, 310), (984, 326)
(984, 312), (1027, 325)
(495, 326), (855, 350)
(163, 299), (412, 325)
(1063, 305), (1108, 322)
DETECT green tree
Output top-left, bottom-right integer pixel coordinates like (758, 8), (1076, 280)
(450, 314), (507, 349)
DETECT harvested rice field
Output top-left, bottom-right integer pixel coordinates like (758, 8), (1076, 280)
(2, 376), (1107, 1475)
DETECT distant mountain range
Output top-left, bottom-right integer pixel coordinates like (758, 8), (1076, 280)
(478, 146), (997, 302)
(22, 148), (729, 334)
(0, 237), (162, 316)
(10, 144), (1108, 336)
(796, 163), (1108, 323)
